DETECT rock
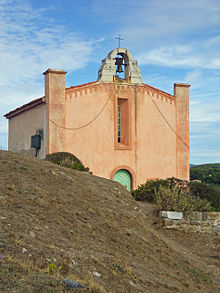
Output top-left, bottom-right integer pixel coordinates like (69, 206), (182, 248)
(190, 221), (200, 226)
(46, 258), (52, 262)
(71, 259), (78, 266)
(63, 279), (85, 289)
(186, 211), (202, 221)
(201, 222), (211, 228)
(160, 211), (183, 220)
(176, 221), (188, 227)
(184, 226), (198, 233)
(202, 212), (208, 221)
(22, 247), (28, 253)
(213, 226), (220, 234)
(207, 212), (220, 220)
(162, 218), (174, 227)
(128, 280), (136, 287)
(0, 254), (6, 259)
(201, 226), (212, 233)
(126, 229), (132, 236)
(30, 231), (35, 237)
(93, 271), (101, 277)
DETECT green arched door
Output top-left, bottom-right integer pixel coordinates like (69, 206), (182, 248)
(113, 169), (131, 192)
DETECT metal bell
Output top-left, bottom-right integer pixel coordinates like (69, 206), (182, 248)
(116, 64), (123, 73)
(115, 57), (124, 73)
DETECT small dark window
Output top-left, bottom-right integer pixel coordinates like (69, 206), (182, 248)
(116, 98), (129, 146)
(118, 104), (121, 142)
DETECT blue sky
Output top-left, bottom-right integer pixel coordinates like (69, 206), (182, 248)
(0, 0), (220, 164)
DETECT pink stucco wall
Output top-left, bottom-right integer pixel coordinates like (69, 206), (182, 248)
(8, 103), (45, 157)
(44, 69), (188, 189)
(175, 83), (190, 181)
(5, 67), (189, 189)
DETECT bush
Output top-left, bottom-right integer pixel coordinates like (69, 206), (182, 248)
(131, 177), (183, 202)
(46, 152), (80, 164)
(189, 181), (220, 211)
(46, 152), (89, 172)
(132, 177), (218, 212)
(190, 163), (220, 184)
(155, 186), (211, 212)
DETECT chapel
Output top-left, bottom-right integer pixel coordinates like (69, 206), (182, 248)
(4, 47), (190, 190)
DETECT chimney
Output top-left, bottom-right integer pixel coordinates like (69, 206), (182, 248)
(43, 69), (67, 154)
(174, 83), (190, 181)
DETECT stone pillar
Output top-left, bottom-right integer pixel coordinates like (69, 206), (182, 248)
(43, 69), (66, 155)
(174, 83), (190, 181)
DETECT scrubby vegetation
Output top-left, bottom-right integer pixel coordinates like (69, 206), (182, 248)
(155, 185), (211, 212)
(189, 181), (220, 211)
(132, 177), (220, 212)
(131, 178), (181, 202)
(190, 163), (220, 185)
(46, 152), (89, 172)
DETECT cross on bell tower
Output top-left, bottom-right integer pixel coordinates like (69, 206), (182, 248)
(116, 34), (123, 48)
(115, 34), (125, 76)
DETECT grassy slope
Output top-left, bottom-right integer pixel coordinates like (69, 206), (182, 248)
(0, 151), (220, 293)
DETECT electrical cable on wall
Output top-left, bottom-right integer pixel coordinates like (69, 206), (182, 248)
(49, 96), (111, 130)
(149, 94), (190, 150)
(49, 88), (189, 150)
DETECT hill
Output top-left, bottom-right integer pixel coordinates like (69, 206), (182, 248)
(190, 163), (220, 187)
(0, 151), (220, 292)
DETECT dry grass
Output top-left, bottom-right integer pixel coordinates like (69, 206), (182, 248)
(0, 150), (220, 292)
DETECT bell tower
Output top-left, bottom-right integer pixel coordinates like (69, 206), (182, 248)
(97, 48), (143, 84)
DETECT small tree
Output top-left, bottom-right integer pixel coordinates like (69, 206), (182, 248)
(46, 152), (89, 172)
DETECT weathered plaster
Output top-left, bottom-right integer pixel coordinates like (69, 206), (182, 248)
(8, 104), (45, 158)
(98, 48), (142, 84)
(5, 48), (190, 188)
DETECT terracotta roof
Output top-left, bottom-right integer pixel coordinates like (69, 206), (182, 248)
(66, 81), (97, 91)
(4, 81), (175, 120)
(66, 81), (174, 99)
(4, 97), (45, 119)
(4, 81), (98, 119)
(144, 83), (175, 99)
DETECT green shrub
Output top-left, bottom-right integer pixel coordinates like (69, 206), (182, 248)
(46, 152), (80, 164)
(46, 152), (89, 172)
(190, 163), (220, 185)
(189, 181), (220, 211)
(132, 177), (217, 212)
(155, 186), (211, 212)
(131, 177), (181, 202)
